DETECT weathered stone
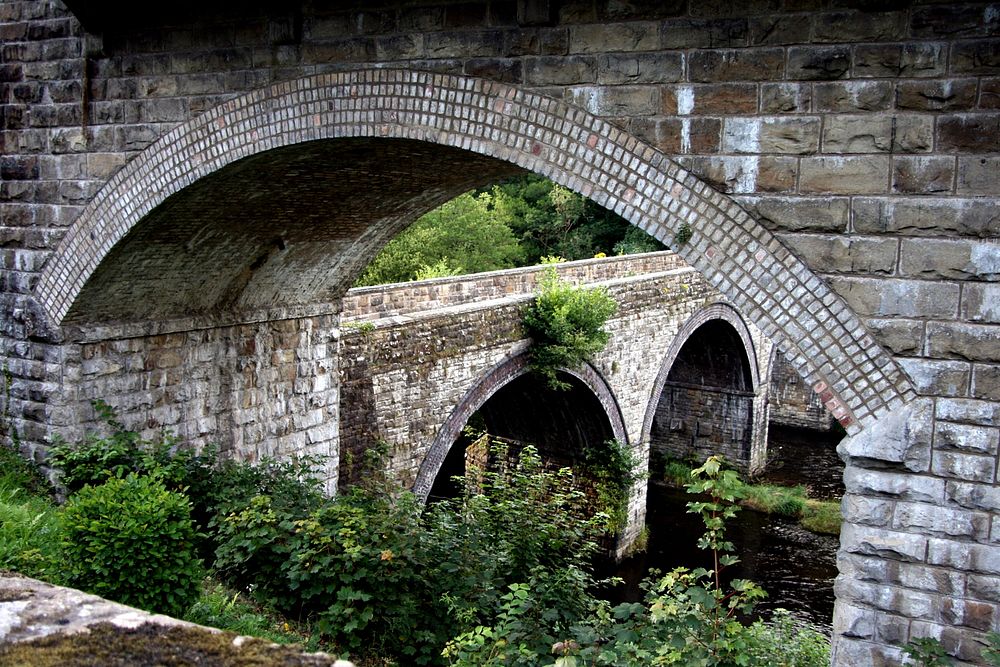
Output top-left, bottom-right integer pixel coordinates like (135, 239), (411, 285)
(982, 77), (1000, 109)
(523, 55), (596, 84)
(678, 155), (796, 193)
(927, 322), (1000, 363)
(568, 22), (659, 53)
(933, 451), (996, 484)
(947, 480), (1000, 513)
(838, 399), (932, 471)
(896, 79), (978, 112)
(799, 156), (890, 194)
(663, 82), (758, 115)
(892, 501), (990, 541)
(951, 39), (1000, 75)
(852, 198), (1000, 237)
(737, 195), (849, 232)
(957, 157), (1000, 196)
(759, 82), (811, 113)
(839, 521), (928, 563)
(897, 358), (970, 398)
(567, 84), (659, 116)
(833, 601), (876, 639)
(722, 116), (819, 154)
(822, 115), (893, 153)
(688, 47), (784, 82)
(844, 467), (944, 503)
(813, 11), (906, 43)
(814, 80), (893, 111)
(893, 115), (935, 153)
(962, 283), (1000, 324)
(659, 18), (748, 49)
(596, 52), (683, 84)
(891, 156), (955, 194)
(972, 364), (1000, 401)
(935, 421), (999, 455)
(911, 5), (998, 39)
(867, 318), (922, 356)
(748, 14), (812, 45)
(937, 115), (1000, 153)
(937, 398), (1000, 427)
(900, 239), (1000, 280)
(786, 45), (850, 80)
(778, 233), (896, 275)
(842, 495), (894, 527)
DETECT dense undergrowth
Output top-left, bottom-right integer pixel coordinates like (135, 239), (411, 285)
(0, 405), (842, 666)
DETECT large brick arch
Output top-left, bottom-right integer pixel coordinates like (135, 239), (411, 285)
(412, 353), (627, 502)
(35, 67), (913, 433)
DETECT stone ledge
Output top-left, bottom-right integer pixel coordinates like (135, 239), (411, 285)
(0, 574), (350, 667)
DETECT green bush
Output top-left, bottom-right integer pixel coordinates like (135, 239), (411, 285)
(522, 263), (617, 390)
(60, 474), (203, 617)
(577, 439), (643, 534)
(0, 485), (62, 580)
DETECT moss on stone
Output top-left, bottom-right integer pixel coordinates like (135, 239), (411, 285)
(0, 622), (337, 667)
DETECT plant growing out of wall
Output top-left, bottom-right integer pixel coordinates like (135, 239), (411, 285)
(522, 259), (617, 391)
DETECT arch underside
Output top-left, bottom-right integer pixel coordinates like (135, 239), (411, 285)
(36, 67), (915, 430)
(413, 355), (627, 502)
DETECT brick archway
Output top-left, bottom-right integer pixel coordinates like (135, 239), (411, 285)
(412, 353), (627, 502)
(642, 302), (768, 470)
(35, 67), (913, 433)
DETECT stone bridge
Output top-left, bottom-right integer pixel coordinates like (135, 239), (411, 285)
(1, 1), (998, 663)
(335, 252), (773, 526)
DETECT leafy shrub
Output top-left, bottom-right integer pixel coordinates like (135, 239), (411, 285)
(577, 439), (643, 534)
(60, 473), (203, 617)
(904, 636), (954, 667)
(743, 609), (831, 666)
(522, 264), (617, 390)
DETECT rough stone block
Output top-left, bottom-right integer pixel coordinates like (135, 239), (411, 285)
(778, 233), (896, 275)
(722, 116), (819, 154)
(933, 451), (996, 484)
(568, 22), (659, 53)
(838, 399), (932, 471)
(840, 522), (928, 563)
(596, 52), (683, 84)
(867, 318), (923, 356)
(893, 114), (935, 152)
(833, 601), (876, 639)
(892, 501), (990, 541)
(852, 197), (1000, 237)
(891, 156), (955, 194)
(852, 43), (902, 78)
(947, 481), (1000, 513)
(937, 398), (1000, 426)
(786, 45), (850, 80)
(982, 77), (1000, 109)
(844, 467), (944, 503)
(760, 82), (811, 113)
(935, 421), (999, 455)
(897, 79), (978, 112)
(659, 17), (748, 49)
(831, 277), (959, 318)
(911, 4), (997, 39)
(737, 195), (849, 232)
(799, 156), (889, 194)
(957, 157), (1000, 195)
(900, 238), (999, 280)
(813, 10), (906, 43)
(678, 155), (796, 193)
(972, 364), (1000, 401)
(814, 81), (893, 112)
(963, 283), (1000, 324)
(663, 82), (758, 115)
(928, 539), (1000, 575)
(567, 84), (659, 116)
(524, 55), (596, 84)
(938, 114), (1000, 153)
(897, 358), (970, 397)
(927, 322), (1000, 363)
(688, 47), (784, 82)
(951, 39), (1000, 75)
(842, 494), (895, 527)
(822, 115), (893, 153)
(748, 14), (812, 45)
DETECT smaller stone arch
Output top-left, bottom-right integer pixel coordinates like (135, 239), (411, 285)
(412, 353), (627, 502)
(641, 302), (767, 471)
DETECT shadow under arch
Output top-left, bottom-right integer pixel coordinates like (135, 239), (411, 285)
(412, 353), (627, 502)
(641, 302), (765, 469)
(35, 67), (914, 430)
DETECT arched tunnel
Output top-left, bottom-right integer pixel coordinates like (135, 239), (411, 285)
(63, 138), (525, 327)
(650, 319), (756, 469)
(427, 370), (616, 501)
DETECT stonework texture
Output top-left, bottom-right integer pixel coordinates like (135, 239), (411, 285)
(0, 1), (998, 663)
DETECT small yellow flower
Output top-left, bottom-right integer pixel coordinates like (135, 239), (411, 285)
(380, 549), (394, 561)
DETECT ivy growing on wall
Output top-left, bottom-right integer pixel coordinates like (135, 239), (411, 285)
(522, 259), (617, 391)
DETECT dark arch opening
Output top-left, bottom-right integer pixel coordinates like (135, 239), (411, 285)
(427, 370), (615, 501)
(650, 320), (755, 468)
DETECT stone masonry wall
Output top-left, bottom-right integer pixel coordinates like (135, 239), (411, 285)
(1, 1), (998, 663)
(651, 383), (755, 468)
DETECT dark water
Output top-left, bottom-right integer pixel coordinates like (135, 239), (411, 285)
(605, 425), (843, 633)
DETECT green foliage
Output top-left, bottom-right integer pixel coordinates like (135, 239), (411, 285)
(60, 473), (203, 618)
(0, 485), (62, 580)
(673, 222), (693, 247)
(183, 579), (318, 648)
(800, 499), (841, 535)
(522, 266), (617, 390)
(577, 439), (643, 534)
(355, 191), (524, 286)
(742, 609), (831, 666)
(983, 631), (1000, 665)
(904, 636), (954, 666)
